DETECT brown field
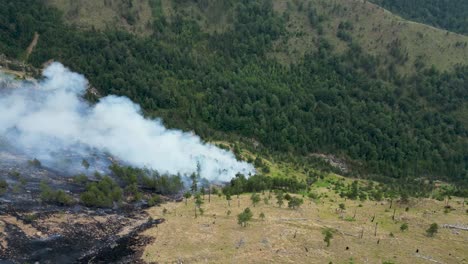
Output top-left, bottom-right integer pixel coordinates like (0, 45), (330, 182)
(142, 189), (467, 263)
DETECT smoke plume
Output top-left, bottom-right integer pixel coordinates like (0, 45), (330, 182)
(0, 63), (254, 181)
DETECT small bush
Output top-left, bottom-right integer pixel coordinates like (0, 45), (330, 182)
(148, 194), (162, 207)
(426, 223), (438, 237)
(400, 223), (408, 232)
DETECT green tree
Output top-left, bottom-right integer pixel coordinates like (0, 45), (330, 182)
(400, 223), (408, 232)
(259, 212), (265, 220)
(322, 228), (334, 247)
(426, 223), (438, 237)
(339, 203), (346, 211)
(226, 192), (232, 207)
(148, 194), (162, 207)
(194, 193), (203, 218)
(190, 173), (198, 194)
(237, 208), (253, 227)
(0, 180), (8, 195)
(276, 191), (284, 208)
(81, 159), (90, 170)
(288, 197), (304, 209)
(184, 191), (192, 206)
(251, 193), (261, 207)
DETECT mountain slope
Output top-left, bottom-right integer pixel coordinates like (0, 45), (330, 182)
(370, 0), (468, 35)
(1, 0), (467, 190)
(45, 0), (468, 73)
(271, 0), (468, 73)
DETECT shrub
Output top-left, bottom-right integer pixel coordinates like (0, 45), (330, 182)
(426, 223), (438, 237)
(80, 176), (122, 208)
(148, 194), (162, 207)
(0, 180), (8, 195)
(400, 223), (408, 232)
(288, 197), (304, 209)
(40, 181), (74, 206)
(237, 208), (253, 227)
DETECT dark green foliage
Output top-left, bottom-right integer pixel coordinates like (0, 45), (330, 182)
(194, 193), (204, 218)
(276, 191), (284, 207)
(80, 176), (123, 208)
(81, 159), (90, 170)
(110, 164), (183, 195)
(223, 174), (307, 196)
(73, 174), (88, 185)
(250, 193), (261, 207)
(40, 181), (74, 206)
(339, 203), (346, 211)
(308, 191), (319, 200)
(148, 194), (162, 206)
(426, 223), (438, 237)
(1, 0), (467, 194)
(371, 0), (468, 35)
(288, 197), (304, 209)
(322, 228), (334, 247)
(237, 207), (253, 227)
(184, 191), (192, 205)
(259, 212), (265, 220)
(0, 180), (8, 195)
(125, 183), (143, 202)
(225, 191), (232, 206)
(400, 223), (408, 232)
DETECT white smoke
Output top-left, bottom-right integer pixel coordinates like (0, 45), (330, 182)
(0, 62), (254, 181)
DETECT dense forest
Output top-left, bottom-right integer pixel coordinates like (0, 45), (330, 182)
(0, 0), (467, 191)
(371, 0), (468, 35)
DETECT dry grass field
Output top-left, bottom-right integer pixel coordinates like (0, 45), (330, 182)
(142, 185), (467, 263)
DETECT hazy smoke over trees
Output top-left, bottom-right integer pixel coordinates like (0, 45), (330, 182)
(0, 63), (254, 181)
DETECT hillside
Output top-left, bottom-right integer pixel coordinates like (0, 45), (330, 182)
(45, 0), (468, 73)
(1, 0), (468, 191)
(143, 188), (468, 263)
(370, 0), (468, 35)
(271, 0), (468, 72)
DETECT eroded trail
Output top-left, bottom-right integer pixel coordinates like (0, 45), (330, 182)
(25, 32), (39, 60)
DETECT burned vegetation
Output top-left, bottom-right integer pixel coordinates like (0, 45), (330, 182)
(0, 150), (179, 263)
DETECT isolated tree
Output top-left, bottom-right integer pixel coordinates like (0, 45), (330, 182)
(426, 223), (438, 237)
(194, 193), (203, 218)
(259, 212), (265, 220)
(0, 180), (8, 195)
(251, 193), (261, 207)
(201, 187), (206, 200)
(263, 197), (269, 205)
(190, 173), (198, 194)
(81, 159), (90, 170)
(400, 223), (408, 232)
(339, 203), (346, 212)
(308, 191), (319, 203)
(184, 191), (192, 206)
(227, 210), (231, 216)
(226, 192), (232, 207)
(288, 197), (304, 209)
(237, 208), (253, 227)
(322, 228), (334, 247)
(148, 195), (162, 207)
(276, 191), (284, 208)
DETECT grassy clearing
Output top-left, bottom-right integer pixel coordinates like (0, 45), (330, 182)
(142, 188), (468, 263)
(47, 0), (468, 72)
(271, 0), (468, 73)
(45, 0), (153, 35)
